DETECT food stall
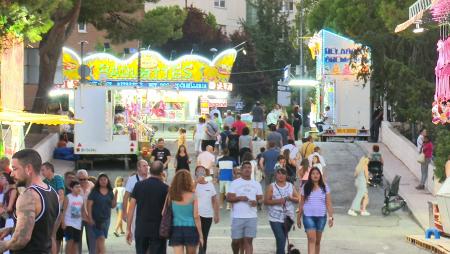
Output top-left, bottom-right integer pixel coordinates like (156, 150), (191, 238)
(308, 29), (371, 141)
(60, 47), (237, 156)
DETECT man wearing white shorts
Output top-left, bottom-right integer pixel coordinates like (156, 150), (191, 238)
(227, 161), (263, 254)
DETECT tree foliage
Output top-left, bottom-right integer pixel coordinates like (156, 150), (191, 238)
(0, 1), (58, 49)
(33, 0), (185, 114)
(233, 0), (297, 104)
(156, 7), (229, 58)
(306, 0), (449, 179)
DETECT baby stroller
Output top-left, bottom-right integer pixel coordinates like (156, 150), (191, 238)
(381, 175), (406, 216)
(368, 160), (383, 187)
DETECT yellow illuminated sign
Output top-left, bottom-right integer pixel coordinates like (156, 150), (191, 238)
(62, 47), (237, 89)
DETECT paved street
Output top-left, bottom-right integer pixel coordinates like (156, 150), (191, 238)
(82, 142), (428, 253)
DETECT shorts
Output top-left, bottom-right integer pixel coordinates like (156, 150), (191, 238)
(56, 225), (64, 241)
(231, 218), (257, 239)
(252, 122), (263, 129)
(169, 226), (199, 246)
(303, 215), (326, 232)
(92, 219), (110, 239)
(116, 202), (123, 212)
(219, 181), (231, 194)
(64, 226), (81, 242)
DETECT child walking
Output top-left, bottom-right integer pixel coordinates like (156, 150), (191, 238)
(62, 181), (84, 254)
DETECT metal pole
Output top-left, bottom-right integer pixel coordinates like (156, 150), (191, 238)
(138, 40), (141, 87)
(80, 41), (85, 83)
(299, 0), (304, 137)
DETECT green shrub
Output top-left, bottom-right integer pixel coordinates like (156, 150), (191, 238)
(433, 126), (450, 182)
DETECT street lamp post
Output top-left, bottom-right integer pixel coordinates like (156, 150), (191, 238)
(299, 0), (304, 136)
(79, 41), (88, 83)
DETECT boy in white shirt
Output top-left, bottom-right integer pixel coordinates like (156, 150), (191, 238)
(62, 181), (84, 254)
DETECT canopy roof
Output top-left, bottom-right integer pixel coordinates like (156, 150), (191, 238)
(0, 110), (82, 125)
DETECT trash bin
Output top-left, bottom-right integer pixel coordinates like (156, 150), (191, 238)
(436, 178), (450, 233)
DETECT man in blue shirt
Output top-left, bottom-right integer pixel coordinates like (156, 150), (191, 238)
(217, 148), (238, 210)
(259, 141), (280, 187)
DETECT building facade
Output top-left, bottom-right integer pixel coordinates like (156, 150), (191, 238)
(145, 0), (247, 35)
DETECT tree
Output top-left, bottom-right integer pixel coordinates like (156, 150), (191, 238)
(235, 0), (297, 104)
(156, 6), (229, 58)
(229, 31), (272, 108)
(0, 1), (57, 50)
(33, 0), (184, 114)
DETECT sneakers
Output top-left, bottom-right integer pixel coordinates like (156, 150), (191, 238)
(113, 232), (120, 237)
(360, 211), (371, 216)
(347, 209), (358, 216)
(416, 185), (425, 190)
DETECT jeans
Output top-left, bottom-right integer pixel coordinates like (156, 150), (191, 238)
(420, 158), (431, 185)
(79, 221), (96, 254)
(135, 236), (167, 254)
(294, 124), (301, 141)
(269, 221), (286, 254)
(199, 217), (212, 253)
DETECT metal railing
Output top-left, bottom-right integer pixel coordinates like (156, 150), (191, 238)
(409, 0), (433, 19)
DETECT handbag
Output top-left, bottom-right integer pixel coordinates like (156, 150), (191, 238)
(159, 195), (173, 239)
(417, 152), (425, 163)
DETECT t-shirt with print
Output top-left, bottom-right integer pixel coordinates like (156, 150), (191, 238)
(151, 148), (171, 167)
(301, 184), (330, 217)
(64, 193), (84, 230)
(195, 182), (217, 218)
(228, 178), (263, 218)
(217, 156), (237, 181)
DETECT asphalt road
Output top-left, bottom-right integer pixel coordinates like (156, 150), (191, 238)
(82, 142), (428, 254)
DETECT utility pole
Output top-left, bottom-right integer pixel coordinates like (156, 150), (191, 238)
(299, 0), (304, 136)
(137, 40), (141, 87)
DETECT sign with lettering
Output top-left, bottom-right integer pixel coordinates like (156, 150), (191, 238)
(309, 30), (371, 77)
(62, 47), (237, 90)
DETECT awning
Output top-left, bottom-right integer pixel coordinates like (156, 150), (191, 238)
(0, 110), (82, 125)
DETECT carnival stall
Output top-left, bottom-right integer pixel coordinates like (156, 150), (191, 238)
(60, 47), (237, 156)
(308, 29), (371, 141)
(431, 0), (450, 125)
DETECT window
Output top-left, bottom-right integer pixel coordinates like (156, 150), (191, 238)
(78, 22), (87, 33)
(281, 0), (294, 12)
(219, 25), (227, 34)
(214, 0), (225, 8)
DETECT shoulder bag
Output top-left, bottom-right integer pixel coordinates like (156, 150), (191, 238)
(159, 194), (173, 239)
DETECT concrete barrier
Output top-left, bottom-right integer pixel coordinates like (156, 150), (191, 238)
(381, 121), (436, 193)
(33, 133), (58, 163)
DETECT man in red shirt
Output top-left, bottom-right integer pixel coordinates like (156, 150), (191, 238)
(232, 114), (247, 136)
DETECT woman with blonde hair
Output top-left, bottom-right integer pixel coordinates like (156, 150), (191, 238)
(348, 157), (370, 216)
(168, 170), (204, 254)
(113, 176), (126, 237)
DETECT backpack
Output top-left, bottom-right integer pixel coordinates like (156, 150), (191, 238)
(228, 135), (239, 151)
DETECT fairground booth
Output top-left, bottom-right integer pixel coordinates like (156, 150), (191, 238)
(56, 47), (237, 156)
(307, 29), (371, 141)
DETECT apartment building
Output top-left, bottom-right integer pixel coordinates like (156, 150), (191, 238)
(145, 0), (247, 35)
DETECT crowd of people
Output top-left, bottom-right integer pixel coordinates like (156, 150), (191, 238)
(0, 103), (406, 254)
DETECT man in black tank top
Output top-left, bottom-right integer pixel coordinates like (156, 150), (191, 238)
(0, 149), (59, 254)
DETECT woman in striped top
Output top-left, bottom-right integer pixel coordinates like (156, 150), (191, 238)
(297, 167), (334, 254)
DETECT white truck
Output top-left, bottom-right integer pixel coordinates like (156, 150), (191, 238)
(74, 85), (138, 157)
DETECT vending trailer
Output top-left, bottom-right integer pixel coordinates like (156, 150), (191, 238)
(308, 29), (371, 142)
